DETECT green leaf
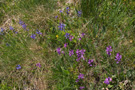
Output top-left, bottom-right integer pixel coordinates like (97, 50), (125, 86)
(108, 84), (113, 88)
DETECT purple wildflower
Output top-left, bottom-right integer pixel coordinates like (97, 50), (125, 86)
(15, 31), (18, 34)
(69, 36), (74, 41)
(58, 23), (65, 31)
(9, 26), (14, 30)
(55, 16), (58, 19)
(106, 46), (112, 56)
(76, 73), (84, 82)
(22, 24), (26, 30)
(79, 86), (85, 90)
(60, 10), (63, 13)
(64, 43), (67, 48)
(36, 29), (42, 35)
(19, 20), (24, 25)
(78, 73), (84, 79)
(16, 65), (21, 70)
(80, 49), (85, 55)
(81, 33), (85, 37)
(65, 33), (70, 39)
(104, 77), (112, 85)
(79, 37), (81, 41)
(77, 11), (82, 17)
(0, 28), (4, 35)
(76, 49), (80, 53)
(1, 28), (4, 32)
(76, 49), (86, 61)
(61, 51), (65, 55)
(75, 79), (79, 82)
(57, 48), (61, 55)
(19, 20), (27, 30)
(88, 59), (94, 66)
(36, 63), (41, 67)
(115, 53), (122, 63)
(6, 43), (10, 46)
(76, 57), (81, 62)
(31, 34), (36, 39)
(13, 30), (18, 34)
(66, 7), (69, 10)
(66, 7), (70, 15)
(69, 50), (74, 56)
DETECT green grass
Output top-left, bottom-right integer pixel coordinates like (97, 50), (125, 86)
(0, 0), (135, 89)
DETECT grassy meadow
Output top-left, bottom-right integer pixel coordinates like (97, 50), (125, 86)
(0, 0), (135, 90)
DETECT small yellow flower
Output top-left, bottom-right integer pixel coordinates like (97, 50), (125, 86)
(130, 40), (133, 43)
(56, 35), (59, 38)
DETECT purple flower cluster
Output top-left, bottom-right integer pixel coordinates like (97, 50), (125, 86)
(78, 37), (81, 41)
(16, 65), (21, 70)
(64, 43), (67, 48)
(1, 28), (4, 32)
(55, 16), (58, 19)
(36, 63), (41, 67)
(19, 19), (24, 25)
(77, 11), (82, 17)
(36, 29), (42, 35)
(78, 33), (85, 41)
(76, 49), (86, 61)
(76, 73), (85, 89)
(104, 77), (112, 85)
(58, 23), (65, 31)
(57, 48), (61, 55)
(30, 29), (42, 39)
(106, 46), (122, 63)
(66, 7), (70, 15)
(56, 48), (65, 55)
(79, 86), (85, 90)
(0, 28), (4, 35)
(65, 33), (74, 41)
(14, 30), (17, 33)
(69, 36), (74, 41)
(81, 33), (85, 37)
(9, 26), (18, 33)
(78, 73), (84, 79)
(61, 51), (65, 54)
(106, 46), (112, 56)
(76, 73), (84, 82)
(31, 34), (36, 39)
(19, 19), (29, 31)
(22, 24), (26, 29)
(69, 50), (74, 56)
(115, 53), (122, 63)
(60, 10), (63, 13)
(19, 20), (27, 30)
(9, 26), (14, 30)
(88, 59), (94, 66)
(65, 33), (70, 39)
